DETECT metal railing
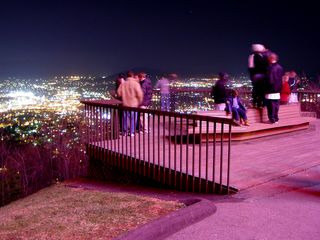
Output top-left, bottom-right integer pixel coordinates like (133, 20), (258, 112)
(297, 91), (320, 117)
(153, 88), (320, 117)
(81, 100), (236, 194)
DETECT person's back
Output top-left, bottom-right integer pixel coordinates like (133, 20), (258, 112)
(212, 79), (227, 104)
(156, 76), (170, 111)
(211, 72), (228, 110)
(266, 62), (283, 94)
(156, 77), (170, 94)
(117, 77), (143, 107)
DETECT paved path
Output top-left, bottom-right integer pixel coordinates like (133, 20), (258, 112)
(166, 164), (320, 240)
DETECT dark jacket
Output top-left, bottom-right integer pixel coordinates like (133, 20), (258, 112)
(249, 51), (270, 78)
(140, 78), (153, 106)
(265, 63), (284, 93)
(211, 79), (227, 104)
(226, 96), (246, 114)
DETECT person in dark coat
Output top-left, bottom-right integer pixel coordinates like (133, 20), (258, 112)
(265, 53), (284, 123)
(226, 89), (249, 126)
(211, 72), (229, 110)
(138, 72), (153, 132)
(248, 44), (270, 108)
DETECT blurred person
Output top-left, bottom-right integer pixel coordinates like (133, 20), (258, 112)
(248, 44), (270, 108)
(265, 53), (284, 123)
(138, 72), (153, 133)
(288, 71), (300, 103)
(155, 74), (171, 111)
(226, 89), (249, 126)
(280, 73), (291, 105)
(112, 73), (126, 100)
(117, 71), (144, 136)
(211, 72), (229, 110)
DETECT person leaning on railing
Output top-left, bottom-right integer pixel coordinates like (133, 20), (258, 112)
(117, 71), (144, 136)
(138, 72), (153, 133)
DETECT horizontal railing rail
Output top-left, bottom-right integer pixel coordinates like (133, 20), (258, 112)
(81, 99), (235, 194)
(152, 88), (320, 116)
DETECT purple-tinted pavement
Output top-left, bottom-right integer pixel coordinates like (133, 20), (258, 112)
(166, 165), (320, 240)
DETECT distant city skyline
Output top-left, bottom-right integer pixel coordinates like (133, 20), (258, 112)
(0, 0), (319, 78)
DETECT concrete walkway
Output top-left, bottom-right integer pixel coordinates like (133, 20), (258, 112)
(166, 164), (320, 240)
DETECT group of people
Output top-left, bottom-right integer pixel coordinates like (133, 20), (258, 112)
(115, 71), (152, 136)
(211, 72), (249, 126)
(248, 43), (301, 124)
(116, 43), (299, 132)
(114, 71), (175, 136)
(211, 43), (300, 125)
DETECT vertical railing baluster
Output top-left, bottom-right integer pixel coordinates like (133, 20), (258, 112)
(162, 114), (166, 184)
(186, 118), (189, 192)
(139, 111), (142, 175)
(147, 112), (151, 177)
(219, 122), (224, 194)
(205, 120), (209, 193)
(85, 104), (89, 148)
(133, 110), (136, 174)
(227, 123), (232, 194)
(179, 116), (183, 191)
(99, 106), (103, 163)
(95, 106), (99, 159)
(130, 111), (133, 172)
(192, 118), (195, 192)
(157, 114), (161, 182)
(103, 107), (106, 163)
(168, 115), (172, 186)
(121, 107), (124, 168)
(174, 116), (177, 188)
(152, 113), (156, 179)
(198, 120), (202, 193)
(213, 121), (217, 193)
(117, 107), (120, 167)
(125, 110), (128, 170)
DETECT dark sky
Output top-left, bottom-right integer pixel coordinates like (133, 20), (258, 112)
(0, 0), (319, 78)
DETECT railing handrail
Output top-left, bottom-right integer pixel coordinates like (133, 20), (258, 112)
(80, 99), (235, 125)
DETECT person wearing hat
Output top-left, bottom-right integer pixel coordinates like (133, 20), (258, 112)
(211, 72), (229, 111)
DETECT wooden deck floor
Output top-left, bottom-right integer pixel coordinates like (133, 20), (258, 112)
(89, 119), (320, 192)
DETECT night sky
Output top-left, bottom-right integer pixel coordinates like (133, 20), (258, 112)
(0, 0), (319, 78)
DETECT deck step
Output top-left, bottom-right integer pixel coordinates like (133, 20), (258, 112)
(194, 104), (316, 141)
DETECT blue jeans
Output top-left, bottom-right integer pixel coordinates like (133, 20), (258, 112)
(123, 110), (138, 134)
(231, 107), (247, 121)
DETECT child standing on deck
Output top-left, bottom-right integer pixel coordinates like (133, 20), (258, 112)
(226, 89), (250, 126)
